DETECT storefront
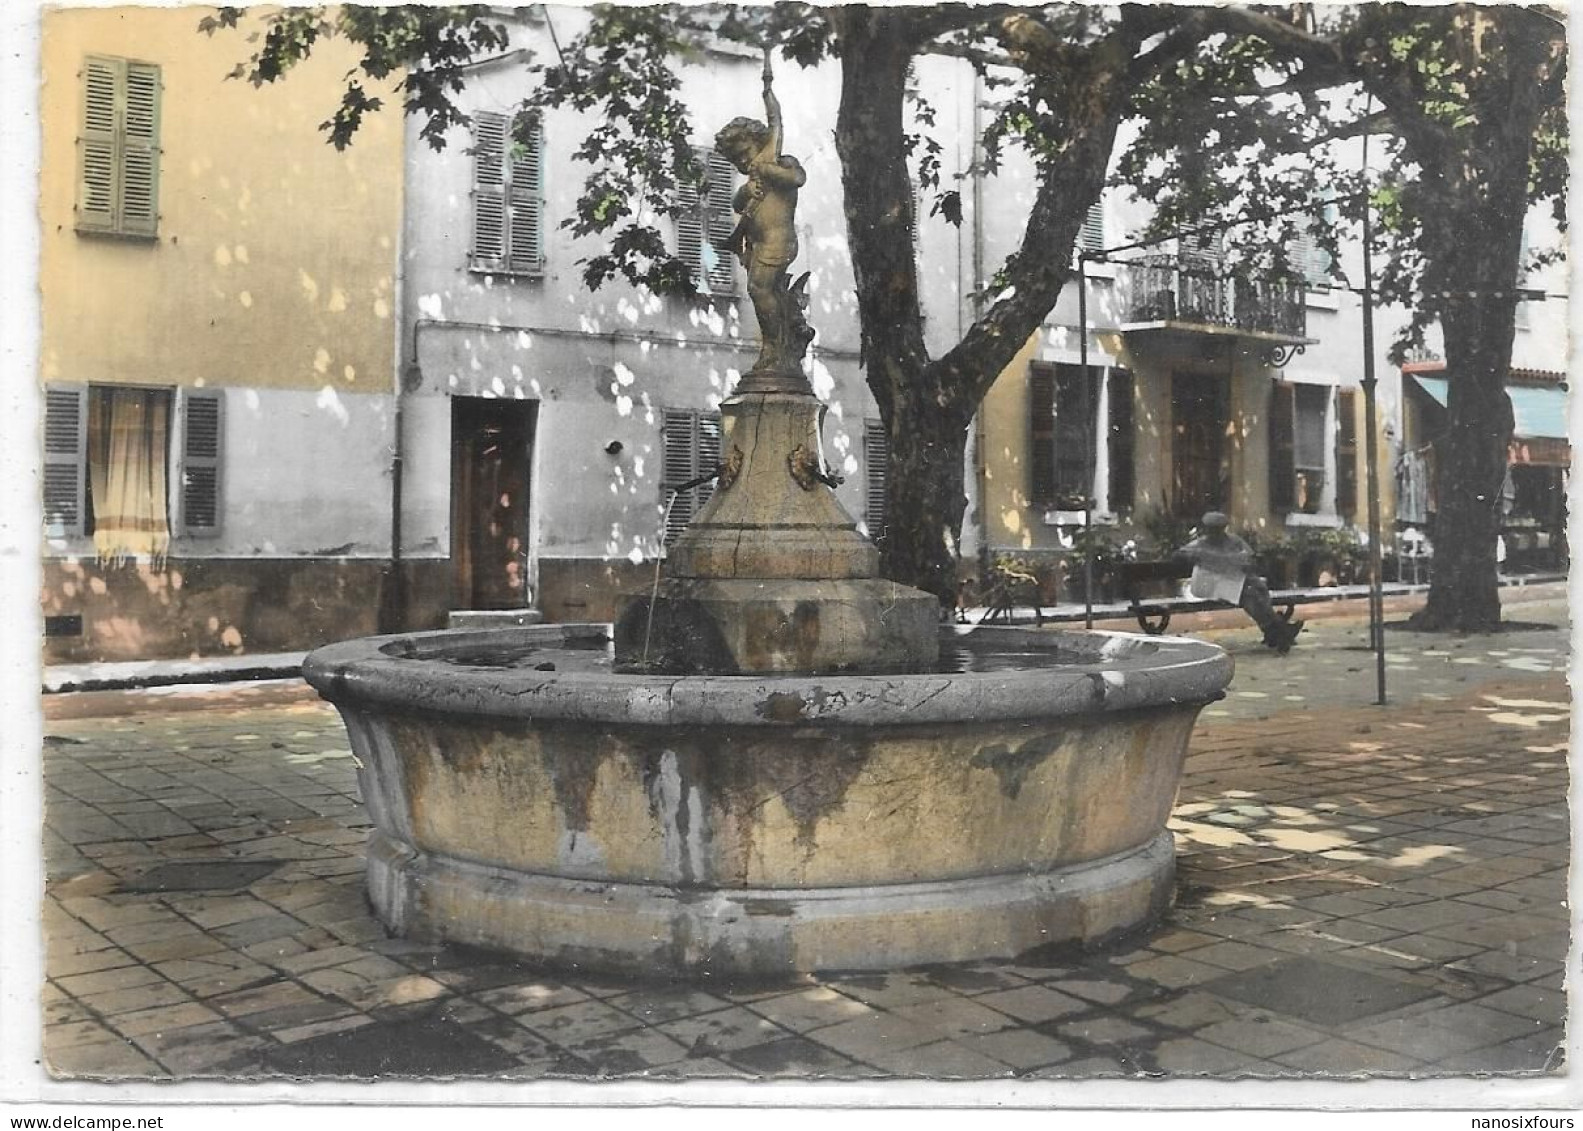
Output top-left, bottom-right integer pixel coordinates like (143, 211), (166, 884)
(1401, 364), (1569, 574)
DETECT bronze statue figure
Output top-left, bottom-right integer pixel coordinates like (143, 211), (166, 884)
(714, 51), (814, 381)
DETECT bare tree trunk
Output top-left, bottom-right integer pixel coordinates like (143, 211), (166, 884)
(1404, 13), (1546, 634)
(1408, 246), (1519, 634)
(831, 8), (1134, 606)
(832, 11), (953, 605)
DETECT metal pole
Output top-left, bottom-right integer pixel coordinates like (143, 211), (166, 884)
(1360, 97), (1388, 704)
(1079, 254), (1094, 629)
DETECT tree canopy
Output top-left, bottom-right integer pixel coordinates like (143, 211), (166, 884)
(1119, 3), (1567, 631)
(207, 2), (1233, 602)
(206, 4), (1566, 622)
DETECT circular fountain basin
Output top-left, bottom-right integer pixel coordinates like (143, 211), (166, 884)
(303, 623), (1231, 978)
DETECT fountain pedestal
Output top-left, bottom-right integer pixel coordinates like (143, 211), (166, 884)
(613, 385), (939, 675)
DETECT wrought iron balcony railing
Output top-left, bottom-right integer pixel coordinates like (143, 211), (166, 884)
(1120, 253), (1307, 339)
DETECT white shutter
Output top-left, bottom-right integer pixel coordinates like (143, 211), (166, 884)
(119, 62), (161, 238)
(864, 420), (888, 541)
(702, 151), (737, 295)
(43, 386), (88, 535)
(179, 389), (223, 535)
(506, 114), (545, 274)
(472, 111), (508, 270)
(77, 57), (120, 233)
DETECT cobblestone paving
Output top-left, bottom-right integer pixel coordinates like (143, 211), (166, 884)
(37, 593), (1570, 1081)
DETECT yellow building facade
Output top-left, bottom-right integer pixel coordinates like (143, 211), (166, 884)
(40, 7), (405, 661)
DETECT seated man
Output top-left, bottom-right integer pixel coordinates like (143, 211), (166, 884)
(1178, 512), (1303, 652)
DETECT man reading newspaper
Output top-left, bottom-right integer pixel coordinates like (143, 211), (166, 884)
(1178, 511), (1303, 653)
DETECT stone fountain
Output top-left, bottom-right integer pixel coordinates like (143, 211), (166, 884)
(302, 59), (1231, 978)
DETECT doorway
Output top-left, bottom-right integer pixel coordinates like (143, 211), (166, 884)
(1171, 373), (1229, 520)
(451, 397), (536, 610)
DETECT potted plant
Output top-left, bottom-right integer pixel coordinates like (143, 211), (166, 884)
(1249, 526), (1296, 589)
(1065, 526), (1122, 603)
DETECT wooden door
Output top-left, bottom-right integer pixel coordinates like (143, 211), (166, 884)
(451, 397), (535, 610)
(1171, 373), (1229, 520)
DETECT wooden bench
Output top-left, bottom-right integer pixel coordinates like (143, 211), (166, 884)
(1110, 558), (1302, 636)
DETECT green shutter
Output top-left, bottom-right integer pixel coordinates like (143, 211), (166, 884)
(77, 56), (160, 238)
(1106, 369), (1134, 513)
(472, 111), (508, 270)
(77, 57), (120, 233)
(1268, 381), (1295, 513)
(179, 389), (223, 535)
(43, 386), (88, 536)
(1028, 366), (1055, 507)
(120, 62), (161, 237)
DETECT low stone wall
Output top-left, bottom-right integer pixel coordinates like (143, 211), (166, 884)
(41, 557), (452, 663)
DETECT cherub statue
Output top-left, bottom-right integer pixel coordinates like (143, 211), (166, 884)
(714, 50), (815, 379)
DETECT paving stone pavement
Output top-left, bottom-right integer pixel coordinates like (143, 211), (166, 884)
(35, 590), (1571, 1082)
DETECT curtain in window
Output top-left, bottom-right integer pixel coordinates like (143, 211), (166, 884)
(88, 388), (169, 562)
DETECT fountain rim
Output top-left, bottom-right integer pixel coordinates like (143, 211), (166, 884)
(302, 622), (1232, 728)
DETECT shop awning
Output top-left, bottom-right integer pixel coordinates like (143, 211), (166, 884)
(1408, 374), (1569, 440)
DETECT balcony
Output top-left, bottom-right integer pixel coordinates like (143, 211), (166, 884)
(1118, 253), (1312, 360)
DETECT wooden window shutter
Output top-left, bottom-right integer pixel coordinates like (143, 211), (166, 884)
(1335, 387), (1359, 520)
(1268, 381), (1295, 513)
(506, 113), (545, 274)
(1107, 368), (1134, 513)
(864, 420), (888, 543)
(179, 389), (223, 536)
(702, 151), (737, 295)
(1028, 366), (1056, 507)
(43, 386), (88, 535)
(77, 57), (121, 234)
(119, 61), (161, 237)
(472, 111), (508, 270)
(675, 161), (706, 290)
(661, 409), (720, 546)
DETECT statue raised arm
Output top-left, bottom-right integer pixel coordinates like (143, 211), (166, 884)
(713, 49), (813, 386)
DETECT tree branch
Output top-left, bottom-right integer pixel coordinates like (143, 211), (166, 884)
(918, 40), (1017, 71)
(1124, 9), (1214, 85)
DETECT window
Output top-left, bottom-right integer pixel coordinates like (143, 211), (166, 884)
(1289, 204), (1337, 290)
(43, 385), (223, 555)
(864, 420), (888, 544)
(472, 110), (544, 275)
(1268, 381), (1330, 515)
(660, 408), (722, 546)
(1029, 363), (1100, 508)
(1293, 384), (1328, 513)
(77, 56), (160, 238)
(677, 150), (738, 296)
